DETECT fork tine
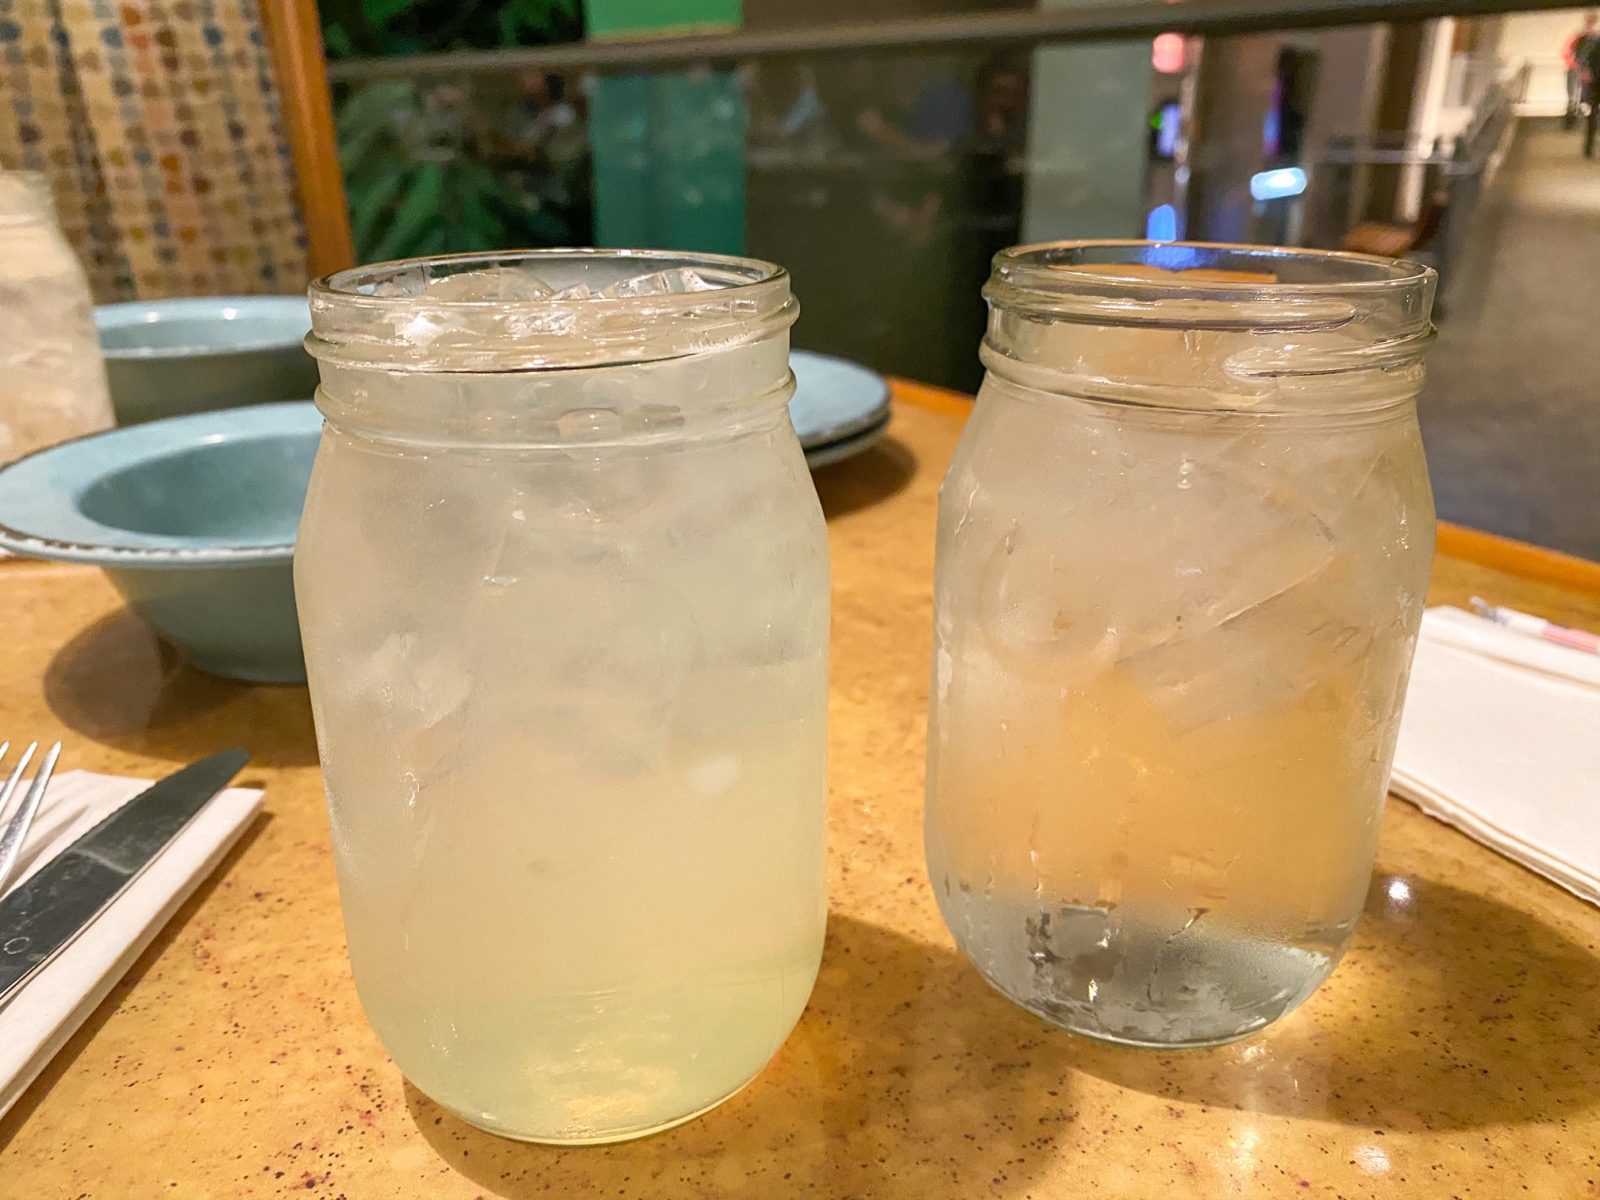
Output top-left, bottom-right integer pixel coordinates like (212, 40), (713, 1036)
(0, 741), (58, 893)
(0, 741), (36, 822)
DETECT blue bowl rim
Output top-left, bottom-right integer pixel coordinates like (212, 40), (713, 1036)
(95, 295), (313, 361)
(788, 348), (891, 448)
(0, 401), (321, 568)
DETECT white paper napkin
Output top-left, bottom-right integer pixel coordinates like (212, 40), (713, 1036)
(1391, 607), (1600, 906)
(0, 769), (262, 1118)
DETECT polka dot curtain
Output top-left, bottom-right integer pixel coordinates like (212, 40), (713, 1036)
(0, 0), (309, 301)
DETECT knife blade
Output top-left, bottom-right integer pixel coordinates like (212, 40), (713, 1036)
(0, 748), (249, 1005)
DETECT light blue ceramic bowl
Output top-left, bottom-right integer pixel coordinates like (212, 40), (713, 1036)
(0, 402), (321, 683)
(96, 296), (319, 426)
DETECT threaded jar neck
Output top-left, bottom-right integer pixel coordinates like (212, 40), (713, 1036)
(981, 241), (1437, 416)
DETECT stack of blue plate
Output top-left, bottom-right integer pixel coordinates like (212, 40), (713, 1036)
(788, 351), (891, 469)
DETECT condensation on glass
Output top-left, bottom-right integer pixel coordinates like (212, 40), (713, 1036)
(0, 171), (114, 463)
(296, 250), (829, 1142)
(925, 241), (1437, 1047)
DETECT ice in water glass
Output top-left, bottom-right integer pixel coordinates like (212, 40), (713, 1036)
(296, 250), (829, 1142)
(925, 241), (1437, 1047)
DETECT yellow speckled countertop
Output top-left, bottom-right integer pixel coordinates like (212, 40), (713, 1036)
(2, 383), (1597, 1198)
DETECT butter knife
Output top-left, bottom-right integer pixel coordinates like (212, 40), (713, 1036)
(0, 748), (249, 1006)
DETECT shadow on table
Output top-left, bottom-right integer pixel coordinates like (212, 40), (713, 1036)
(43, 609), (318, 768)
(404, 913), (1077, 1199)
(1068, 872), (1600, 1132)
(814, 436), (918, 521)
(0, 813), (269, 1151)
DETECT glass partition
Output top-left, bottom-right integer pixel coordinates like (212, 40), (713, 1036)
(321, 6), (1598, 556)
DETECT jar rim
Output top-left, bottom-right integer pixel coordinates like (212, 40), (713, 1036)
(986, 240), (1436, 334)
(312, 247), (790, 306)
(308, 248), (797, 371)
(991, 239), (1434, 296)
(981, 241), (1438, 409)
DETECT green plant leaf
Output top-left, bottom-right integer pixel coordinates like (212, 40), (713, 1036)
(336, 82), (416, 186)
(327, 0), (591, 256)
(497, 6), (518, 45)
(502, 0), (578, 40)
(323, 23), (354, 59)
(415, 223), (452, 256)
(349, 157), (412, 252)
(363, 0), (419, 28)
(336, 81), (414, 141)
(369, 162), (444, 261)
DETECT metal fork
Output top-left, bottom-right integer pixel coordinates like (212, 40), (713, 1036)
(0, 741), (62, 895)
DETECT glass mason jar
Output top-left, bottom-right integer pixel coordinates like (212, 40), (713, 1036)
(925, 242), (1436, 1048)
(0, 171), (114, 463)
(296, 250), (829, 1142)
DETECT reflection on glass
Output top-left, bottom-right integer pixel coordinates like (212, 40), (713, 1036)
(334, 49), (1040, 392)
(326, 21), (1521, 394)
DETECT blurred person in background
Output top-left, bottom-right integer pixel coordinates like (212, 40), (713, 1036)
(972, 56), (1029, 158)
(853, 62), (975, 162)
(1583, 29), (1600, 158)
(849, 60), (975, 252)
(833, 58), (974, 383)
(947, 55), (1030, 393)
(1567, 12), (1599, 131)
(746, 62), (827, 151)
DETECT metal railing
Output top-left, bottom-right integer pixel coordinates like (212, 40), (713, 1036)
(1300, 61), (1529, 299)
(327, 0), (1584, 82)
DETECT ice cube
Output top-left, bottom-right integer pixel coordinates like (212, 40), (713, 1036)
(356, 632), (473, 732)
(975, 523), (1121, 682)
(1117, 566), (1370, 734)
(599, 267), (722, 298)
(559, 579), (698, 775)
(1090, 439), (1340, 658)
(551, 282), (595, 300)
(423, 266), (555, 302)
(687, 754), (741, 798)
(355, 268), (426, 298)
(666, 267), (721, 292)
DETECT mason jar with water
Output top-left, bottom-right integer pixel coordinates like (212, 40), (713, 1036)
(925, 242), (1437, 1047)
(296, 251), (829, 1142)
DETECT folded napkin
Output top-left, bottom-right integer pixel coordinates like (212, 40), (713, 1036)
(0, 770), (262, 1119)
(1391, 607), (1600, 906)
